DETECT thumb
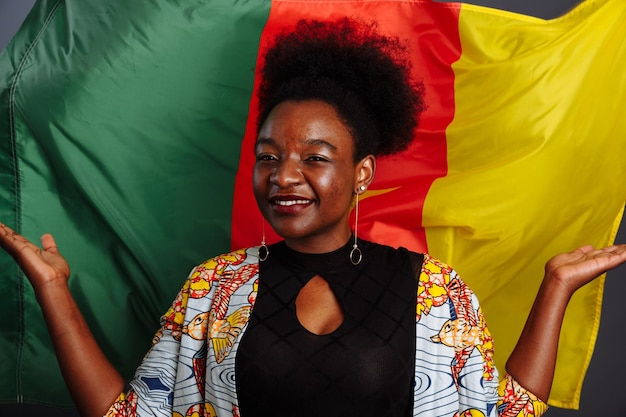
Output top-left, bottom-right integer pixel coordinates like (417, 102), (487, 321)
(40, 233), (60, 254)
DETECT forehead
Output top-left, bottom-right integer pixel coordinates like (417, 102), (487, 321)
(256, 100), (355, 151)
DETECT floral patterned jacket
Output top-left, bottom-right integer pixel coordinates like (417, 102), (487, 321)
(106, 247), (547, 417)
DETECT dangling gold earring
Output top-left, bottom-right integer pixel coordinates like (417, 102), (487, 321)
(259, 220), (269, 261)
(350, 185), (366, 265)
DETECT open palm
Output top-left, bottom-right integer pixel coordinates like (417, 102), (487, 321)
(0, 222), (70, 291)
(545, 244), (626, 293)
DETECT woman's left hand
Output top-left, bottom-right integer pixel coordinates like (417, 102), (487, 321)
(507, 243), (626, 401)
(544, 244), (626, 295)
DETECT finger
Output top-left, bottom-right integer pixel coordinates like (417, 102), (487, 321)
(587, 245), (626, 259)
(580, 246), (626, 275)
(0, 221), (17, 244)
(599, 244), (626, 264)
(572, 245), (626, 261)
(573, 245), (595, 254)
(0, 226), (40, 255)
(601, 244), (626, 254)
(0, 220), (11, 231)
(41, 233), (60, 254)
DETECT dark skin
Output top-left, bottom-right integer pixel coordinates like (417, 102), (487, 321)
(0, 230), (125, 416)
(506, 244), (626, 399)
(1, 99), (626, 416)
(253, 100), (375, 254)
(253, 100), (375, 335)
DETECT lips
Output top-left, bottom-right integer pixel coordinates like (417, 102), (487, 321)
(269, 195), (313, 214)
(273, 199), (311, 206)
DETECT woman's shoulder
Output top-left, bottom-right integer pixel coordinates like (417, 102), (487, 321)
(171, 247), (260, 314)
(420, 253), (455, 276)
(360, 239), (462, 278)
(360, 238), (423, 257)
(181, 247), (262, 295)
(418, 253), (472, 291)
(194, 247), (261, 271)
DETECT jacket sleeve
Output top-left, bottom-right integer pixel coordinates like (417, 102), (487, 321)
(417, 254), (547, 417)
(104, 264), (206, 417)
(496, 374), (548, 417)
(105, 248), (258, 417)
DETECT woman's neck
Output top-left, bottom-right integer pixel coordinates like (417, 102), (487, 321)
(283, 229), (353, 254)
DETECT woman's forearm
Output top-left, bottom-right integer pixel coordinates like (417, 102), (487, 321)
(0, 224), (124, 416)
(507, 245), (626, 401)
(36, 282), (124, 417)
(506, 276), (575, 401)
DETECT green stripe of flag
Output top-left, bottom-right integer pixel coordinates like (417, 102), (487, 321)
(0, 0), (270, 404)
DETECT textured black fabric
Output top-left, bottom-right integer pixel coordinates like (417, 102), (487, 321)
(236, 238), (421, 416)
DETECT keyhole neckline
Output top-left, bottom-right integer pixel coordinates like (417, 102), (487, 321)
(295, 274), (345, 336)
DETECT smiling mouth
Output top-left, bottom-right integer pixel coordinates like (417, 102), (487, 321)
(273, 199), (311, 206)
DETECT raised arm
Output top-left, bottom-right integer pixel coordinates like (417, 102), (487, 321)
(0, 222), (124, 417)
(506, 244), (626, 402)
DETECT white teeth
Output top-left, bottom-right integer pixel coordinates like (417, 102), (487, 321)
(274, 199), (309, 206)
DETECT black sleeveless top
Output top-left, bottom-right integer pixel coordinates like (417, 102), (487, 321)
(236, 238), (421, 416)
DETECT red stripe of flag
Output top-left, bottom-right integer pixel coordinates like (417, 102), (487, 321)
(232, 1), (461, 252)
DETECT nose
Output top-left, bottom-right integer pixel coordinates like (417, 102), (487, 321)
(270, 157), (302, 187)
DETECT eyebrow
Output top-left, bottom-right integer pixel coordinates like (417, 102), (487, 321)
(306, 138), (338, 152)
(254, 137), (275, 148)
(255, 137), (338, 152)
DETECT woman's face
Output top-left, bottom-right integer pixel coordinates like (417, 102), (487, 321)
(253, 100), (375, 253)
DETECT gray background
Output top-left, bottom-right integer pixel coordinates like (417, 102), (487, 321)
(1, 1), (624, 416)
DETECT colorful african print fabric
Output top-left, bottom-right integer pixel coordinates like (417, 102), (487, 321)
(105, 246), (546, 417)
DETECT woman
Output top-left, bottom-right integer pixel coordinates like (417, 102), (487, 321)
(1, 18), (625, 417)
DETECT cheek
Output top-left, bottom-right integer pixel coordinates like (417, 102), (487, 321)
(316, 170), (354, 207)
(314, 171), (336, 189)
(252, 168), (260, 189)
(252, 167), (267, 201)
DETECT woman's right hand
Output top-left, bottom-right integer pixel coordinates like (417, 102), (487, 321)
(1, 221), (124, 416)
(0, 221), (70, 293)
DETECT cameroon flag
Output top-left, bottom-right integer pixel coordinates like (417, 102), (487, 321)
(1, 0), (624, 409)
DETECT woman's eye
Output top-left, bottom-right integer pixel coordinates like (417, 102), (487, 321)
(256, 154), (277, 162)
(306, 155), (329, 162)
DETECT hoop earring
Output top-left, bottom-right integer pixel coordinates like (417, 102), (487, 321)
(259, 220), (269, 261)
(350, 185), (366, 265)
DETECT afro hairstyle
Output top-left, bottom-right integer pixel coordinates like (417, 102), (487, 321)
(256, 17), (426, 161)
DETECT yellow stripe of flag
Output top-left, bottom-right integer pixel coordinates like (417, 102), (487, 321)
(423, 0), (626, 408)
